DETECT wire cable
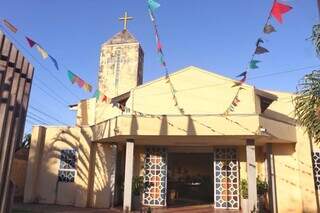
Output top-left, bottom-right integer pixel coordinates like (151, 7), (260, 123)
(29, 105), (69, 125)
(0, 24), (81, 100)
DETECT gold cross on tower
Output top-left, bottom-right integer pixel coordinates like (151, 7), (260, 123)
(119, 11), (133, 30)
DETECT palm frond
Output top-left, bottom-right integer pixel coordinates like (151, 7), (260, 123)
(294, 70), (320, 143)
(312, 24), (320, 57)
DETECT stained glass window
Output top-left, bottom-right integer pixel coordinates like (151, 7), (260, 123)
(58, 149), (77, 183)
(312, 151), (320, 190)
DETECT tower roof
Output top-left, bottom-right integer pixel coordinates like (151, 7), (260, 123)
(104, 30), (138, 45)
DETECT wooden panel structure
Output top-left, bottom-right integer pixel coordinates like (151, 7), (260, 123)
(0, 30), (34, 213)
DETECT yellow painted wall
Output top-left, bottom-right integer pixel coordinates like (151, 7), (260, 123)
(266, 91), (318, 212)
(24, 126), (95, 207)
(91, 143), (116, 208)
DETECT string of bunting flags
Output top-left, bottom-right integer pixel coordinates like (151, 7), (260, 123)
(224, 0), (292, 115)
(146, 0), (185, 114)
(1, 19), (94, 94)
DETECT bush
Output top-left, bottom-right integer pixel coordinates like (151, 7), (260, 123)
(257, 177), (268, 196)
(240, 179), (248, 199)
(132, 176), (144, 196)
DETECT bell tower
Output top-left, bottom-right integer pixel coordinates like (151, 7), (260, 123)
(98, 12), (144, 98)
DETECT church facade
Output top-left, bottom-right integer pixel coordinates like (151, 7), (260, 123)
(23, 28), (320, 212)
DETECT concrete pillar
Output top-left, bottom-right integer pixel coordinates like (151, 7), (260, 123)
(110, 145), (117, 207)
(266, 143), (277, 213)
(246, 139), (257, 212)
(23, 126), (46, 203)
(123, 140), (134, 212)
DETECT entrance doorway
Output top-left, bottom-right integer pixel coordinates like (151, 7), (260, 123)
(167, 153), (214, 206)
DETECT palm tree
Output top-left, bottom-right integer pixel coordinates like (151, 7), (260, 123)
(15, 133), (31, 152)
(294, 70), (320, 143)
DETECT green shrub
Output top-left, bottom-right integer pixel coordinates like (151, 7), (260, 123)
(240, 179), (248, 199)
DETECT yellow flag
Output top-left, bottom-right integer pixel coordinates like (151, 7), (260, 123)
(35, 44), (48, 59)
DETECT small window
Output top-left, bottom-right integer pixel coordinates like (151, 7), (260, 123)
(58, 149), (77, 183)
(313, 151), (320, 190)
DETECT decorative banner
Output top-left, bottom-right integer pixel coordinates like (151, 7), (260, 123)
(271, 1), (292, 23)
(232, 75), (246, 87)
(255, 38), (264, 47)
(83, 83), (92, 92)
(35, 44), (48, 59)
(255, 46), (269, 54)
(102, 95), (108, 102)
(76, 78), (85, 87)
(25, 37), (36, 48)
(263, 24), (276, 34)
(49, 55), (59, 70)
(93, 90), (100, 100)
(67, 70), (76, 83)
(148, 0), (160, 11)
(236, 71), (247, 78)
(3, 19), (17, 33)
(249, 60), (261, 69)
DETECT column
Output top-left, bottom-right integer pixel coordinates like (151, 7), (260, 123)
(23, 126), (46, 203)
(246, 139), (257, 212)
(266, 143), (277, 213)
(123, 139), (134, 212)
(110, 144), (117, 207)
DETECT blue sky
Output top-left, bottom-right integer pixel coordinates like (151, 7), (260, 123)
(0, 0), (319, 133)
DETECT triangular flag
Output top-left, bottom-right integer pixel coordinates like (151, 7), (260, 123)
(157, 40), (162, 53)
(83, 83), (92, 92)
(271, 1), (292, 23)
(35, 44), (48, 59)
(160, 55), (166, 67)
(3, 19), (17, 33)
(67, 71), (76, 83)
(256, 38), (264, 47)
(232, 100), (238, 106)
(236, 71), (247, 78)
(255, 46), (269, 54)
(77, 78), (85, 88)
(263, 24), (276, 34)
(148, 0), (160, 11)
(232, 76), (246, 87)
(25, 37), (36, 48)
(93, 90), (100, 100)
(249, 60), (261, 69)
(102, 95), (108, 102)
(49, 55), (59, 70)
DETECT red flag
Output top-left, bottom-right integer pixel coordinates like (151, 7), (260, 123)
(25, 37), (37, 48)
(271, 1), (292, 23)
(102, 95), (108, 102)
(157, 40), (162, 52)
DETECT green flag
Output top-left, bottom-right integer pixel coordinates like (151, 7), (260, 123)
(249, 60), (261, 69)
(148, 0), (160, 11)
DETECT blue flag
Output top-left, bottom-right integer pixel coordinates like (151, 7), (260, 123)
(49, 55), (59, 70)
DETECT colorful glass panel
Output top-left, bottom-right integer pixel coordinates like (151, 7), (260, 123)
(214, 148), (239, 209)
(143, 147), (167, 206)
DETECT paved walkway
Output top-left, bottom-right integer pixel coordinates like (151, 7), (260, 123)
(13, 203), (241, 213)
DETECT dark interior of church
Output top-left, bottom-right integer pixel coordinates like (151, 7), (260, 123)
(167, 153), (214, 206)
